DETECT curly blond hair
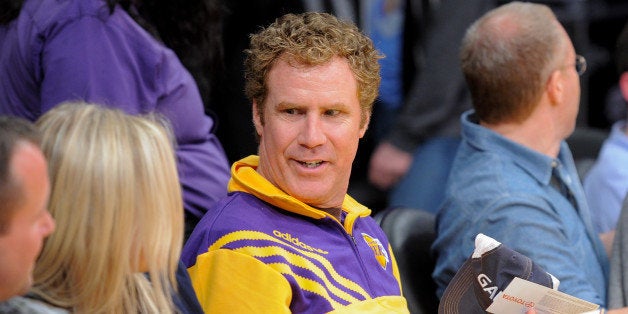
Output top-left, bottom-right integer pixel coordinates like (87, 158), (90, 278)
(244, 12), (382, 127)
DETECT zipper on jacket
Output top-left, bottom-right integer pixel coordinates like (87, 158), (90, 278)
(331, 216), (375, 295)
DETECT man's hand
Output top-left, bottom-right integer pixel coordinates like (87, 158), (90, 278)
(368, 141), (412, 190)
(599, 230), (616, 257)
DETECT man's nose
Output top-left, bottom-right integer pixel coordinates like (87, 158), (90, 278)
(298, 114), (326, 148)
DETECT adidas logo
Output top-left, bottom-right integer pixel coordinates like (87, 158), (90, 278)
(273, 230), (329, 254)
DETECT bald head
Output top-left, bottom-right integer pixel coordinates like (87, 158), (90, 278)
(460, 1), (568, 124)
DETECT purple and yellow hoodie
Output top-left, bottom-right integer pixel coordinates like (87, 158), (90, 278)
(182, 156), (409, 313)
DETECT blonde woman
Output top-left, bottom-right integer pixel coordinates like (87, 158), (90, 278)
(30, 102), (191, 313)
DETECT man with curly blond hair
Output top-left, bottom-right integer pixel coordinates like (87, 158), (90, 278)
(183, 12), (409, 313)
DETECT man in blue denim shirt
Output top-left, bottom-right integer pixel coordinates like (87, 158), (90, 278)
(431, 1), (612, 308)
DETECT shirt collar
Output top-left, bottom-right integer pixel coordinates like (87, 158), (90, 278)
(461, 110), (572, 187)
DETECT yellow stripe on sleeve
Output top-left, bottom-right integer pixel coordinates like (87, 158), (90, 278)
(239, 246), (362, 304)
(209, 230), (371, 299)
(188, 249), (292, 314)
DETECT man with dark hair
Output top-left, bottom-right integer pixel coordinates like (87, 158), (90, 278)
(0, 116), (55, 302)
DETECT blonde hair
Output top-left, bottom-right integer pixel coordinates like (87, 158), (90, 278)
(32, 102), (184, 313)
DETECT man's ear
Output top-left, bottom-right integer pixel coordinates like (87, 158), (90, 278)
(546, 70), (564, 106)
(619, 72), (628, 102)
(252, 101), (263, 136)
(359, 112), (371, 138)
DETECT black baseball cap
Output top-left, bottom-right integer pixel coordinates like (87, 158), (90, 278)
(438, 233), (558, 313)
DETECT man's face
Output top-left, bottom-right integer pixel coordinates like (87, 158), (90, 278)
(555, 24), (581, 137)
(0, 142), (55, 301)
(254, 56), (369, 210)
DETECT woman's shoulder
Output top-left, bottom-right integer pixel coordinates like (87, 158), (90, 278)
(0, 295), (69, 314)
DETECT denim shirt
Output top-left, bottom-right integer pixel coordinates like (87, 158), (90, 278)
(432, 110), (609, 307)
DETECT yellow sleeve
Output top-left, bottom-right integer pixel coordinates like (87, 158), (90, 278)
(187, 248), (292, 313)
(328, 296), (409, 314)
(388, 244), (403, 294)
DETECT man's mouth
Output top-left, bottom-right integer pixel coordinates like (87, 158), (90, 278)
(300, 160), (323, 168)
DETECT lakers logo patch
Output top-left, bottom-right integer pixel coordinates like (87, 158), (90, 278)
(361, 233), (389, 270)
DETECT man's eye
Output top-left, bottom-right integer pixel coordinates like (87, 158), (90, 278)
(324, 109), (340, 116)
(284, 108), (298, 115)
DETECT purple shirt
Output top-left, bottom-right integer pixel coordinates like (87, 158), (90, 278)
(0, 0), (230, 218)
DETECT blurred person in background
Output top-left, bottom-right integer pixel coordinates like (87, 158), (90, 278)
(0, 0), (230, 238)
(583, 21), (628, 251)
